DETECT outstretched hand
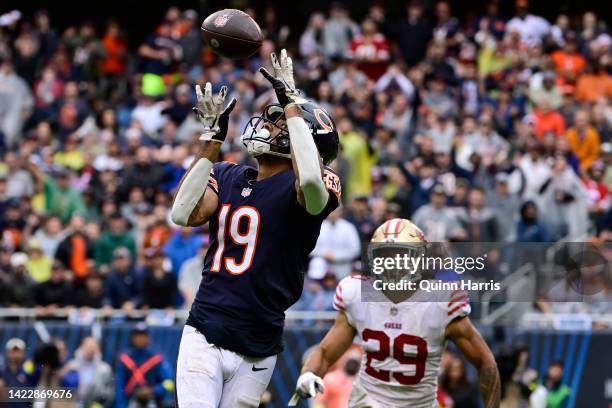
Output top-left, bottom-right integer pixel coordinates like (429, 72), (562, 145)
(193, 82), (237, 143)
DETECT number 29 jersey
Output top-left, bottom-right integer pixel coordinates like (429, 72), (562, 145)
(187, 161), (341, 358)
(334, 276), (470, 408)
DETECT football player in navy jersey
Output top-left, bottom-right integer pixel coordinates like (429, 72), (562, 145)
(172, 49), (342, 407)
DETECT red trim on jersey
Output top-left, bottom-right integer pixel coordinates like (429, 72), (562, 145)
(351, 275), (368, 281)
(333, 301), (345, 310)
(448, 294), (469, 308)
(448, 302), (469, 316)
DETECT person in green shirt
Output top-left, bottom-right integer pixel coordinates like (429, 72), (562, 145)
(43, 168), (88, 224)
(94, 213), (137, 267)
(544, 361), (571, 408)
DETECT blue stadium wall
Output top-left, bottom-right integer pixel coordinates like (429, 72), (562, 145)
(1, 322), (610, 408)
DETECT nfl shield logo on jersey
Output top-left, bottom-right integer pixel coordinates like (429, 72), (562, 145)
(241, 187), (252, 197)
(214, 14), (230, 27)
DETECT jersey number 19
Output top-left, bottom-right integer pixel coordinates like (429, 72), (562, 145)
(211, 204), (260, 275)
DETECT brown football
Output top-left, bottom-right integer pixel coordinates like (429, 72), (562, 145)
(201, 9), (263, 59)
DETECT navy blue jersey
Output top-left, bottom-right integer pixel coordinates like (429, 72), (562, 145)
(187, 161), (341, 357)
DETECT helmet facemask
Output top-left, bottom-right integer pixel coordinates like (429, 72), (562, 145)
(241, 104), (292, 159)
(368, 242), (427, 286)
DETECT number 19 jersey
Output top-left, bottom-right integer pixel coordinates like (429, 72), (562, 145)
(334, 276), (470, 408)
(187, 162), (341, 358)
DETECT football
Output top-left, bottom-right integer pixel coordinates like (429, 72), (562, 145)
(201, 9), (263, 59)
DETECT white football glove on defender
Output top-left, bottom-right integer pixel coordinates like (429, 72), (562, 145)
(295, 371), (325, 399)
(193, 82), (236, 142)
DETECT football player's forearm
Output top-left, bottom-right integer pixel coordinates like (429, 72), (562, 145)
(171, 142), (220, 226)
(477, 363), (501, 408)
(301, 348), (331, 377)
(285, 104), (328, 215)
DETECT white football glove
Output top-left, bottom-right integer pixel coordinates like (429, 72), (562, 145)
(193, 82), (236, 143)
(271, 48), (296, 90)
(295, 371), (325, 399)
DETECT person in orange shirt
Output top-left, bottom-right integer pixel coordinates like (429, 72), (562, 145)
(101, 21), (127, 76)
(533, 99), (565, 138)
(566, 109), (601, 172)
(575, 65), (612, 103)
(551, 32), (586, 80)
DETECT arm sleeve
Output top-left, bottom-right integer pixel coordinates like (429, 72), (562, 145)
(287, 115), (329, 215)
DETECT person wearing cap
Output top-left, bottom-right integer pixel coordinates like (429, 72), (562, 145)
(102, 246), (140, 311)
(3, 252), (35, 307)
(1, 338), (36, 397)
(116, 324), (174, 408)
(26, 159), (88, 224)
(25, 239), (53, 283)
(413, 184), (464, 241)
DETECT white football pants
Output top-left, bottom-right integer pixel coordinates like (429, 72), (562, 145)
(176, 325), (276, 408)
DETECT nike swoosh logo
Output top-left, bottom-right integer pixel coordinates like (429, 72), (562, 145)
(252, 365), (267, 372)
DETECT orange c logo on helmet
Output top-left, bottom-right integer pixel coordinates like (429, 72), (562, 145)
(314, 108), (334, 133)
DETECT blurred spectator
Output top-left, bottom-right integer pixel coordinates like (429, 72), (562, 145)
(103, 247), (140, 310)
(487, 174), (520, 242)
(413, 184), (463, 241)
(566, 109), (601, 172)
(517, 201), (551, 242)
(533, 99), (565, 138)
(73, 272), (105, 308)
(163, 227), (203, 276)
(394, 1), (433, 67)
(61, 337), (114, 407)
(322, 3), (357, 60)
(55, 214), (94, 281)
(116, 324), (174, 408)
(33, 260), (72, 309)
(543, 361), (571, 408)
(0, 55), (34, 149)
(94, 213), (136, 267)
(32, 215), (64, 257)
(25, 239), (52, 283)
(456, 187), (499, 242)
(141, 249), (177, 309)
(178, 243), (206, 308)
(338, 118), (375, 199)
(506, 0), (550, 47)
(3, 151), (35, 198)
(3, 252), (35, 306)
(348, 18), (389, 80)
(440, 358), (480, 407)
(310, 207), (361, 280)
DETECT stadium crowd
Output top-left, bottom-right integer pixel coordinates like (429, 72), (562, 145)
(0, 1), (606, 407)
(0, 2), (611, 314)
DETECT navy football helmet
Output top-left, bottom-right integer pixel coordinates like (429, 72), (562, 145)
(241, 101), (339, 165)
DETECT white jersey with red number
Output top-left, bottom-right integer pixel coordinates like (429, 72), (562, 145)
(334, 276), (470, 408)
